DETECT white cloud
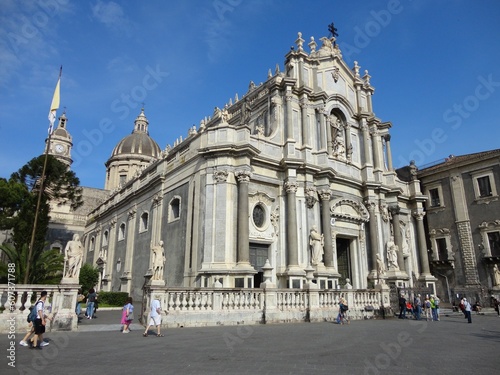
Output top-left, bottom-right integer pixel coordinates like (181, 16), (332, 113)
(91, 0), (133, 34)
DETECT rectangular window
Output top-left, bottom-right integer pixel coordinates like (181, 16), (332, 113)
(436, 238), (448, 260)
(119, 174), (127, 186)
(429, 188), (441, 207)
(477, 176), (492, 197)
(488, 231), (500, 257)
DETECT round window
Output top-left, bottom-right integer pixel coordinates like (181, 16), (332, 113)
(252, 204), (266, 228)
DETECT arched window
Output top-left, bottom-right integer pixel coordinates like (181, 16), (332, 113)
(140, 212), (149, 232)
(118, 223), (126, 241)
(90, 237), (95, 252)
(168, 197), (181, 222)
(103, 230), (109, 246)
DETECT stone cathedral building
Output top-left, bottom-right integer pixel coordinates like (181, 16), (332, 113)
(82, 32), (436, 301)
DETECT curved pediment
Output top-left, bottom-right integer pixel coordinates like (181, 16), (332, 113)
(330, 197), (369, 223)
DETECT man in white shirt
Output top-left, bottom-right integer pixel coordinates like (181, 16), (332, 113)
(463, 297), (472, 324)
(143, 297), (165, 337)
(30, 291), (48, 349)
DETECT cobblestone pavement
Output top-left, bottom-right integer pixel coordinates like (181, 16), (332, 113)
(2, 310), (499, 375)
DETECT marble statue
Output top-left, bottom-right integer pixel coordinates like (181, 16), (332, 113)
(493, 264), (500, 287)
(332, 132), (346, 159)
(64, 234), (84, 279)
(151, 240), (166, 281)
(309, 226), (324, 266)
(386, 236), (399, 270)
(376, 254), (386, 277)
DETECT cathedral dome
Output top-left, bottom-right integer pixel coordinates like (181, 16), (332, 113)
(111, 132), (161, 158)
(110, 109), (161, 158)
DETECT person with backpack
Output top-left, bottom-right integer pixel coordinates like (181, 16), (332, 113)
(19, 309), (35, 347)
(424, 295), (432, 321)
(29, 291), (48, 349)
(20, 301), (52, 347)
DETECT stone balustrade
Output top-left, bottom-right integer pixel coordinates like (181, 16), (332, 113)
(0, 284), (390, 332)
(0, 284), (80, 334)
(144, 285), (390, 328)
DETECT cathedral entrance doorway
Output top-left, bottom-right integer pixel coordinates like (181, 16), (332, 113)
(336, 237), (351, 286)
(250, 243), (269, 288)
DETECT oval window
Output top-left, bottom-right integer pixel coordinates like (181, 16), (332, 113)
(252, 204), (266, 228)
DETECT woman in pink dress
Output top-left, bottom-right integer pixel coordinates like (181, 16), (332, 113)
(121, 297), (134, 333)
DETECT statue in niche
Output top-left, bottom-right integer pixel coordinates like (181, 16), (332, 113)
(256, 124), (264, 136)
(151, 240), (166, 281)
(386, 236), (399, 271)
(332, 131), (346, 160)
(402, 226), (411, 256)
(64, 234), (84, 279)
(376, 253), (386, 277)
(493, 264), (500, 287)
(309, 226), (324, 266)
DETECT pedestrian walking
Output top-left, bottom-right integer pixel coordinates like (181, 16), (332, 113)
(463, 297), (472, 323)
(398, 294), (407, 319)
(29, 291), (48, 349)
(121, 297), (134, 333)
(86, 288), (97, 319)
(143, 296), (165, 337)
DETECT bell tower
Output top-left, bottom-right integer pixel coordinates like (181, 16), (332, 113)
(47, 112), (73, 166)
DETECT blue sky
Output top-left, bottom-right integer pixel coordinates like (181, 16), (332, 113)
(1, 0), (499, 189)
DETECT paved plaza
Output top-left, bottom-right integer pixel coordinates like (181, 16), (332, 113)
(2, 310), (499, 375)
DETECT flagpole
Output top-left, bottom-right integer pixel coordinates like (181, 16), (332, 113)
(24, 67), (62, 284)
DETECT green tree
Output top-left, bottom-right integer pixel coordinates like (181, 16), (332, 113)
(0, 154), (83, 284)
(79, 263), (100, 294)
(0, 243), (63, 284)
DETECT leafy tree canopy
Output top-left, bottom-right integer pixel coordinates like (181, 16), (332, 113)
(0, 154), (83, 284)
(79, 263), (100, 294)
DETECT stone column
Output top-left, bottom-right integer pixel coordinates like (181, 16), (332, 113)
(384, 134), (393, 171)
(300, 100), (309, 147)
(236, 170), (251, 265)
(389, 205), (405, 271)
(345, 123), (352, 163)
(371, 126), (383, 171)
(413, 210), (431, 275)
(318, 108), (327, 151)
(285, 180), (299, 267)
(285, 92), (294, 140)
(361, 122), (371, 166)
(326, 114), (334, 155)
(365, 200), (379, 275)
(319, 189), (333, 268)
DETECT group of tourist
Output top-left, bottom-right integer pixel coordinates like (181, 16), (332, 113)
(118, 295), (165, 337)
(398, 293), (441, 321)
(19, 291), (50, 349)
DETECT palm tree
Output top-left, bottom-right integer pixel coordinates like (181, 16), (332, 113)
(0, 243), (63, 284)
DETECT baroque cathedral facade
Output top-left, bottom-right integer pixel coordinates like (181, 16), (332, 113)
(75, 32), (436, 301)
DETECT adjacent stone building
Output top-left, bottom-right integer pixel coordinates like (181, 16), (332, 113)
(417, 150), (500, 303)
(45, 113), (109, 252)
(82, 32), (435, 301)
